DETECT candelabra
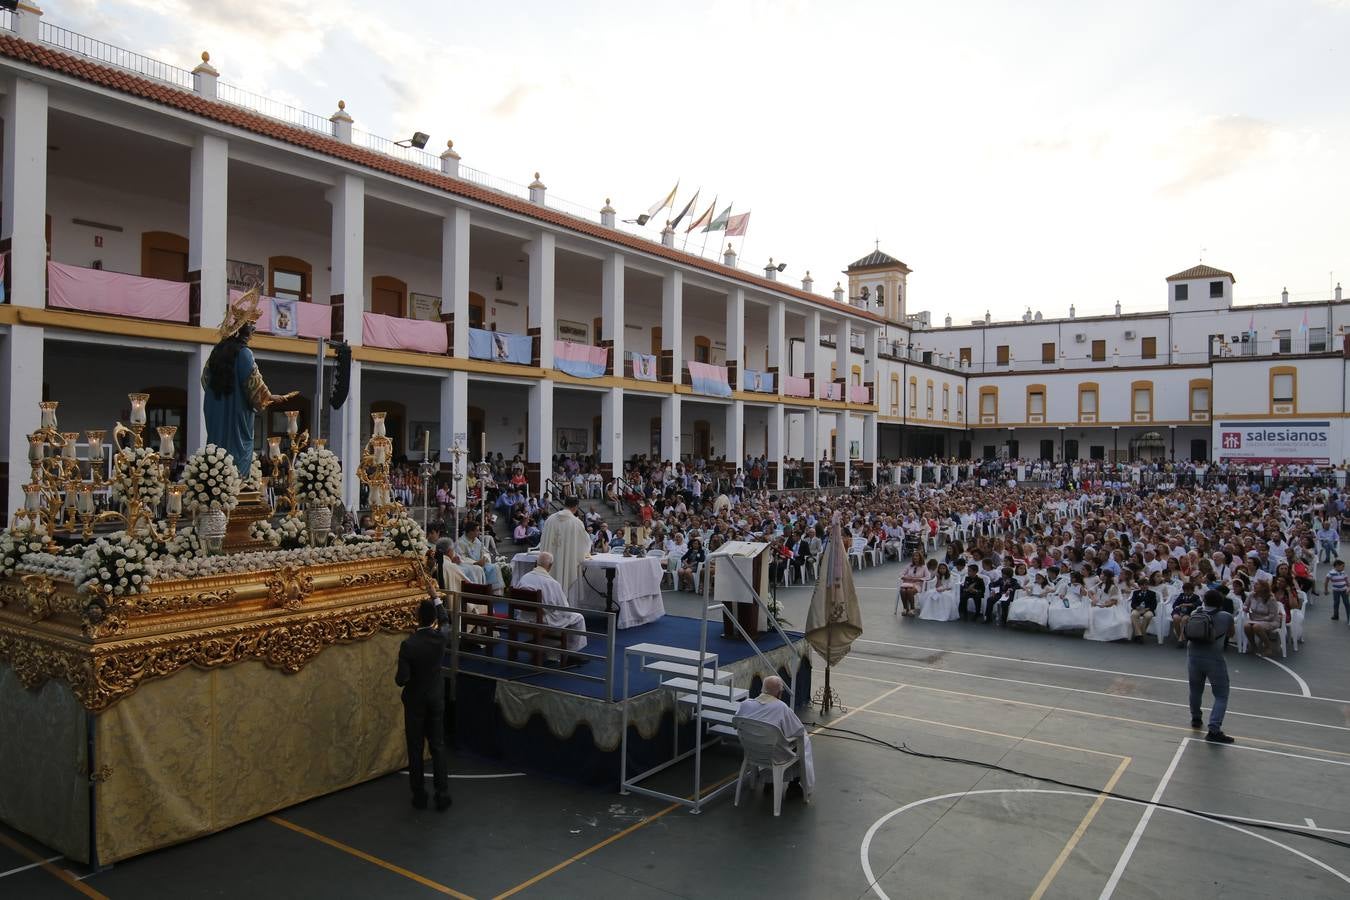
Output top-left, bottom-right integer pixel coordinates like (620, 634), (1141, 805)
(355, 411), (400, 539)
(447, 441), (465, 538)
(11, 395), (181, 549)
(266, 410), (310, 518)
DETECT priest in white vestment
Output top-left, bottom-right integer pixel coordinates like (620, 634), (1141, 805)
(734, 675), (815, 794)
(514, 551), (588, 658)
(538, 496), (590, 592)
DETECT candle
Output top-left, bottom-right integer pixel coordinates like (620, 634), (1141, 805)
(371, 412), (386, 438)
(286, 410), (299, 437)
(39, 401), (59, 431)
(423, 429), (430, 461)
(29, 433), (45, 463)
(24, 484), (41, 512)
(128, 393), (149, 427)
(64, 482), (78, 510)
(268, 437), (282, 460)
(77, 487), (94, 516)
(481, 432), (486, 459)
(61, 433), (79, 461)
(166, 485), (183, 517)
(87, 430), (105, 463)
(158, 426), (177, 458)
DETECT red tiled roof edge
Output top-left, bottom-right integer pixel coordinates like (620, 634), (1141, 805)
(0, 35), (882, 323)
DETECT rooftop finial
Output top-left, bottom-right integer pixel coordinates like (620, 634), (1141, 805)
(201, 50), (210, 62)
(338, 99), (346, 110)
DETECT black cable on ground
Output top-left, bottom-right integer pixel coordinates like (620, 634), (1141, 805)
(808, 721), (1350, 852)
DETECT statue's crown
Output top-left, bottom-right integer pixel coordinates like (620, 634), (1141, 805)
(220, 287), (264, 338)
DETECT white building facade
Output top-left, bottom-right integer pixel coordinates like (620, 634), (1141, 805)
(0, 8), (1346, 519)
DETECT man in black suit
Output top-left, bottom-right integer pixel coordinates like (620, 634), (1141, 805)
(396, 596), (451, 811)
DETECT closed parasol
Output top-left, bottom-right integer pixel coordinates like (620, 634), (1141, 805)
(804, 512), (863, 712)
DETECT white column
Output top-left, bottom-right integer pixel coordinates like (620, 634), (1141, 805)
(527, 232), (556, 368)
(185, 346), (207, 454)
(601, 252), (624, 374)
(725, 399), (744, 470)
(767, 299), (785, 396)
(328, 173), (365, 344)
(662, 271), (683, 382)
(835, 412), (850, 486)
(863, 323), (879, 401)
(601, 386), (623, 481)
(804, 407), (819, 487)
(439, 370), (468, 506)
(766, 404), (784, 490)
(661, 393), (681, 462)
(442, 207), (470, 357)
(189, 133), (228, 329)
(333, 361), (363, 508)
(1, 325), (42, 520)
(528, 379), (554, 493)
(2, 76), (48, 308)
(327, 174), (364, 506)
(804, 310), (821, 382)
(726, 287), (745, 387)
(863, 412), (878, 484)
(835, 319), (851, 395)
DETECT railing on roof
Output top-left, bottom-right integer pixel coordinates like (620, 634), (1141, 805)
(216, 81), (334, 136)
(0, 9), (13, 32)
(455, 164), (532, 202)
(38, 22), (195, 90)
(351, 128), (441, 171)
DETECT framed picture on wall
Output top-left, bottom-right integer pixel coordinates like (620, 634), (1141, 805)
(849, 440), (861, 459)
(555, 427), (589, 454)
(408, 293), (442, 321)
(556, 319), (589, 344)
(411, 421), (439, 459)
(226, 259), (265, 292)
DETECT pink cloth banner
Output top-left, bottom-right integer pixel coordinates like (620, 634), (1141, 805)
(231, 289), (332, 340)
(554, 340), (608, 377)
(820, 383), (842, 401)
(47, 261), (189, 322)
(783, 375), (811, 398)
(362, 311), (448, 354)
(848, 384), (871, 404)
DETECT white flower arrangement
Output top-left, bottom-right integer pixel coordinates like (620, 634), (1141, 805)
(111, 446), (165, 508)
(160, 525), (205, 560)
(78, 531), (157, 597)
(241, 452), (264, 494)
(182, 444), (243, 513)
(1, 526), (49, 577)
(249, 516), (310, 550)
(383, 515), (429, 558)
(15, 550), (83, 580)
(295, 447), (343, 508)
(155, 539), (392, 581)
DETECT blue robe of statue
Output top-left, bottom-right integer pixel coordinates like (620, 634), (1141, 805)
(202, 345), (267, 475)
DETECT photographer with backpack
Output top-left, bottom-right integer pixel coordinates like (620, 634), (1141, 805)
(1186, 589), (1236, 744)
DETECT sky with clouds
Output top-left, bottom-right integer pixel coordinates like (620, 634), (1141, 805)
(50, 0), (1350, 320)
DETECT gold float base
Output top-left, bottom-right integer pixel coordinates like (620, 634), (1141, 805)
(224, 490), (272, 551)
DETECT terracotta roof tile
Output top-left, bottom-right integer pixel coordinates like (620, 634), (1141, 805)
(0, 35), (881, 323)
(1165, 263), (1235, 283)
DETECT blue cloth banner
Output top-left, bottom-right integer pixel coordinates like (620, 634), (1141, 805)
(688, 361), (733, 398)
(468, 327), (532, 364)
(630, 351), (658, 381)
(742, 369), (775, 393)
(554, 339), (608, 378)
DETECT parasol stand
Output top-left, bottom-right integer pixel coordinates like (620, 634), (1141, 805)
(812, 613), (846, 715)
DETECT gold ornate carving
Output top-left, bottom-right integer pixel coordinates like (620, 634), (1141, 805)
(265, 565), (314, 610)
(21, 574), (57, 623)
(338, 562), (421, 589)
(122, 589), (237, 616)
(0, 582), (23, 609)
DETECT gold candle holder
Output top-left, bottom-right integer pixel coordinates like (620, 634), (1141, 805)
(61, 433), (80, 461)
(39, 401), (59, 431)
(157, 425), (177, 459)
(128, 393), (150, 428)
(86, 429), (106, 464)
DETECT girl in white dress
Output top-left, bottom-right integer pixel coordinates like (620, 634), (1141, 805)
(1048, 571), (1091, 634)
(918, 563), (960, 621)
(1008, 571), (1051, 629)
(1086, 568), (1132, 641)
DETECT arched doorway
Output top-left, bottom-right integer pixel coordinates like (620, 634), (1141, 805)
(141, 232), (188, 282)
(370, 275), (406, 318)
(370, 400), (407, 460)
(1129, 431), (1166, 462)
(468, 405), (486, 462)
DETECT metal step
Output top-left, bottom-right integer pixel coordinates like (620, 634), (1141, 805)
(676, 692), (741, 713)
(707, 723), (740, 738)
(628, 642), (719, 664)
(694, 708), (735, 725)
(660, 677), (748, 700)
(643, 660), (732, 683)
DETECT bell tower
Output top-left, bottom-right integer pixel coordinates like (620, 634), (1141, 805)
(845, 244), (911, 325)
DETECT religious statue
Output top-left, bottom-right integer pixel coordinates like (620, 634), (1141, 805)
(202, 289), (298, 474)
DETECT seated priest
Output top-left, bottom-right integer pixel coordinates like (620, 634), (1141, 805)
(734, 675), (814, 796)
(513, 551), (588, 663)
(455, 521), (504, 594)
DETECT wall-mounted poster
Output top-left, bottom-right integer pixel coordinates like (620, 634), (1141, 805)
(555, 427), (589, 454)
(271, 297), (298, 337)
(411, 421), (440, 459)
(557, 319), (589, 344)
(226, 259), (265, 292)
(849, 440), (861, 459)
(409, 293), (442, 321)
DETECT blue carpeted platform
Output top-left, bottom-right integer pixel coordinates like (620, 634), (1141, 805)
(453, 610), (803, 701)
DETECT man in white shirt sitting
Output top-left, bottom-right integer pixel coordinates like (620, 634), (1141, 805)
(513, 551), (588, 664)
(734, 675), (814, 795)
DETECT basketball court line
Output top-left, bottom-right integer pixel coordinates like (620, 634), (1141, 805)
(0, 831), (105, 900)
(830, 669), (1350, 760)
(853, 637), (1342, 703)
(0, 855), (61, 879)
(1099, 739), (1188, 899)
(847, 652), (1350, 733)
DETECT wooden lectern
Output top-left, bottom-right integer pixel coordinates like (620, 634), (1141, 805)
(707, 541), (772, 640)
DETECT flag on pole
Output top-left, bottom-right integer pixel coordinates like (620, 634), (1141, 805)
(1301, 309), (1309, 333)
(686, 196), (717, 233)
(1247, 313), (1255, 335)
(703, 204), (733, 232)
(625, 181), (679, 226)
(669, 189), (699, 230)
(725, 211), (751, 237)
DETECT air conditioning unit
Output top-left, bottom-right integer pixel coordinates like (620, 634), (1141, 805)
(1074, 333), (1086, 343)
(1124, 330), (1136, 340)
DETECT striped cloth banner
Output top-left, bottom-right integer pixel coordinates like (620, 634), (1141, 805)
(688, 361), (733, 398)
(554, 340), (608, 377)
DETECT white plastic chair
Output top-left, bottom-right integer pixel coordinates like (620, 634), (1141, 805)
(867, 544), (884, 568)
(732, 717), (808, 817)
(849, 547), (867, 570)
(1290, 592), (1307, 647)
(1148, 589), (1172, 645)
(662, 550), (684, 590)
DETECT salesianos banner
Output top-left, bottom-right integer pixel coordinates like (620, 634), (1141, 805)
(1214, 420), (1332, 464)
